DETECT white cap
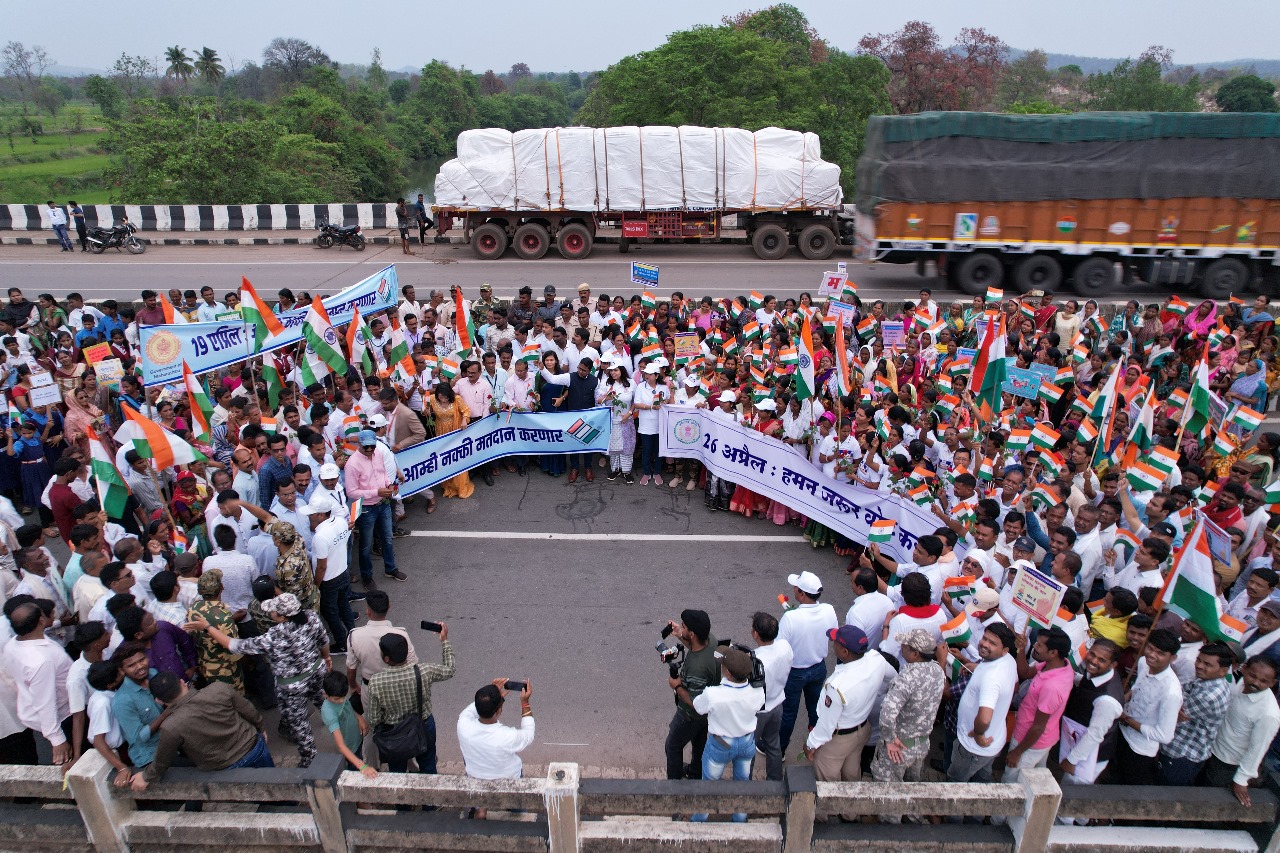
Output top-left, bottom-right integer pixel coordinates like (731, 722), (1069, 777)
(787, 571), (823, 596)
(683, 375), (700, 387)
(319, 463), (340, 480)
(367, 413), (389, 429)
(642, 363), (662, 375)
(307, 496), (337, 516)
(652, 356), (670, 368)
(718, 390), (737, 403)
(755, 398), (777, 411)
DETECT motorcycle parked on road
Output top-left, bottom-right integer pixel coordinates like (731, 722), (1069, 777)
(316, 221), (366, 251)
(87, 220), (145, 255)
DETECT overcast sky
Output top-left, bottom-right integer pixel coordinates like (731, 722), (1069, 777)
(8, 0), (1276, 73)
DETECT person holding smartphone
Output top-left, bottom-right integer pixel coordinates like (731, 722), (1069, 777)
(457, 677), (535, 818)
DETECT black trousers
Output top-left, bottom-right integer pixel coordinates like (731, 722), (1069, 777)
(1110, 735), (1160, 785)
(665, 709), (708, 780)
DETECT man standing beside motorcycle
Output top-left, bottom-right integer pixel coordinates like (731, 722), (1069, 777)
(46, 201), (73, 252)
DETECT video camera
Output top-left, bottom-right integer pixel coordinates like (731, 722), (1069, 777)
(655, 641), (685, 679)
(715, 639), (768, 690)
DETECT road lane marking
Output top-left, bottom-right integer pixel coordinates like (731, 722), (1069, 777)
(407, 530), (807, 542)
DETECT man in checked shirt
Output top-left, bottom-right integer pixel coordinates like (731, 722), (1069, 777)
(1156, 641), (1234, 785)
(364, 627), (455, 774)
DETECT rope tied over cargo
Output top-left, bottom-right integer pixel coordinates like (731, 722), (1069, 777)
(677, 127), (687, 209)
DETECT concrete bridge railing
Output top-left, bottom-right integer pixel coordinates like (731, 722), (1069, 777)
(2, 750), (1276, 853)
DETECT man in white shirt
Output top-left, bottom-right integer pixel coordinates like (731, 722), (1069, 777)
(1071, 504), (1105, 597)
(1111, 628), (1183, 785)
(947, 622), (1018, 784)
(805, 626), (896, 819)
(846, 569), (895, 651)
(688, 648), (766, 823)
(749, 611), (793, 782)
(777, 571), (838, 754)
(203, 526), (258, 616)
(311, 497), (356, 653)
(46, 202), (73, 251)
(210, 490), (262, 554)
(1204, 656), (1280, 805)
(268, 479), (313, 555)
(457, 679), (535, 794)
(1058, 638), (1125, 789)
(3, 602), (72, 765)
(231, 448), (261, 511)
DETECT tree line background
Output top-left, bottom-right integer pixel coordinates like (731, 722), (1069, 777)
(1, 4), (1277, 205)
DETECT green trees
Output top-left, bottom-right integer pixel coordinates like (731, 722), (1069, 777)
(577, 6), (890, 195)
(195, 48), (225, 89)
(164, 47), (194, 85)
(1083, 47), (1200, 111)
(1215, 74), (1278, 112)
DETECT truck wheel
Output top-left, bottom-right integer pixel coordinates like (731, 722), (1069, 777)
(472, 223), (508, 260)
(514, 223), (550, 260)
(1013, 254), (1062, 294)
(556, 224), (593, 260)
(752, 224), (789, 260)
(953, 253), (1003, 296)
(1199, 258), (1250, 300)
(797, 224), (835, 260)
(1071, 257), (1117, 297)
(618, 237), (631, 254)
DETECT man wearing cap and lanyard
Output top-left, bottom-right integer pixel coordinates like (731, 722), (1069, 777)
(345, 430), (407, 585)
(805, 625), (896, 819)
(778, 570), (839, 755)
(311, 495), (357, 655)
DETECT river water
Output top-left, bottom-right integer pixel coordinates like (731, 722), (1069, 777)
(404, 157), (445, 203)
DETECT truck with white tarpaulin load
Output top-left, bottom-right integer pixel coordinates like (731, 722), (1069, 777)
(431, 125), (847, 260)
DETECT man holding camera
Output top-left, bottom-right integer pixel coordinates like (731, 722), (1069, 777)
(458, 678), (536, 819)
(664, 609), (720, 779)
(688, 647), (765, 822)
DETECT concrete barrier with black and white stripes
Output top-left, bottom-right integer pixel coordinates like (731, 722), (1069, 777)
(0, 203), (400, 231)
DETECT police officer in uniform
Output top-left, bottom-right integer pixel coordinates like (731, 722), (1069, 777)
(805, 625), (897, 820)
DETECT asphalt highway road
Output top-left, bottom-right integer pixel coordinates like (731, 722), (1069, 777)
(0, 241), (1176, 305)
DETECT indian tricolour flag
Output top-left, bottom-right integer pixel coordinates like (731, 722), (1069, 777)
(1219, 613), (1248, 643)
(1038, 382), (1063, 405)
(1229, 405), (1264, 432)
(1127, 460), (1165, 492)
(87, 425), (130, 520)
(1005, 428), (1031, 453)
(348, 497), (362, 527)
(833, 320), (854, 397)
(454, 288), (476, 355)
(520, 343), (542, 364)
(940, 611), (972, 647)
(868, 519), (896, 544)
(1029, 422), (1060, 451)
(985, 286), (1003, 303)
(346, 305), (376, 375)
(302, 296), (349, 378)
(1158, 518), (1225, 641)
(907, 484), (932, 506)
(944, 575), (977, 601)
(241, 276), (285, 351)
(777, 346), (799, 367)
(182, 360), (213, 443)
(971, 313), (1007, 424)
(1181, 344), (1214, 438)
(387, 314), (416, 378)
(1114, 528), (1142, 562)
(117, 405), (206, 468)
(794, 313), (816, 402)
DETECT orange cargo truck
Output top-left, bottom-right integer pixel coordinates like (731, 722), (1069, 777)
(854, 112), (1280, 298)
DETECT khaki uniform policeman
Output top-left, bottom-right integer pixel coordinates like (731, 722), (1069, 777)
(805, 625), (897, 819)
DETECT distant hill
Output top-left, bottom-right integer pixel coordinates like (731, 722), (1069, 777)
(1016, 50), (1280, 78)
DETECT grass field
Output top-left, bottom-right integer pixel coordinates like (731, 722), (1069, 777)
(0, 103), (114, 203)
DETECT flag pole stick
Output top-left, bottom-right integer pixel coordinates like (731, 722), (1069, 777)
(143, 463), (180, 536)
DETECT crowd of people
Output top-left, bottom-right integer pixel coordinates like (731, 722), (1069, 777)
(2, 274), (1280, 823)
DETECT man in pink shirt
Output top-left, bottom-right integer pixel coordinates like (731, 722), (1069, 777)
(1006, 625), (1074, 782)
(454, 360), (496, 486)
(344, 430), (406, 584)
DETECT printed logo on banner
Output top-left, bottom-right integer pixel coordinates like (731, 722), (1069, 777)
(144, 330), (182, 368)
(672, 417), (703, 445)
(566, 418), (601, 445)
(377, 276), (390, 302)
